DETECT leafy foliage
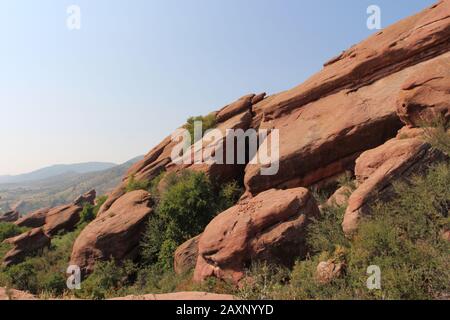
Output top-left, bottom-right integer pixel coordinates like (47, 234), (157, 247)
(184, 113), (217, 145)
(78, 196), (108, 225)
(140, 171), (242, 269)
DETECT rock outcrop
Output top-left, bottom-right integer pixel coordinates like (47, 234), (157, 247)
(69, 1), (450, 285)
(0, 211), (19, 223)
(2, 228), (51, 267)
(397, 51), (450, 127)
(14, 190), (96, 234)
(174, 234), (201, 275)
(111, 292), (236, 300)
(193, 188), (319, 283)
(15, 208), (50, 228)
(342, 128), (448, 235)
(70, 190), (153, 274)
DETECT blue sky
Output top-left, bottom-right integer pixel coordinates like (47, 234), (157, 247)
(0, 0), (436, 175)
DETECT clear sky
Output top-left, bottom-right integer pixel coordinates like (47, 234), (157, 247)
(0, 0), (436, 175)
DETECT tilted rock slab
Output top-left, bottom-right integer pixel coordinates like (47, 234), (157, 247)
(0, 211), (19, 223)
(342, 128), (449, 235)
(2, 228), (51, 267)
(98, 93), (262, 216)
(193, 187), (319, 283)
(70, 190), (153, 274)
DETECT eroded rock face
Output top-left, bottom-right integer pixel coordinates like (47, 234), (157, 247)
(342, 129), (448, 235)
(43, 204), (85, 237)
(15, 208), (50, 228)
(15, 191), (96, 236)
(98, 93), (263, 216)
(0, 211), (19, 223)
(110, 292), (236, 300)
(74, 189), (97, 206)
(2, 228), (51, 267)
(193, 188), (319, 283)
(397, 51), (450, 127)
(244, 52), (450, 196)
(70, 190), (153, 274)
(252, 0), (450, 122)
(174, 234), (201, 275)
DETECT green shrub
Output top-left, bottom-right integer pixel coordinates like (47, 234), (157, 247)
(0, 222), (28, 242)
(78, 196), (108, 226)
(237, 262), (290, 300)
(306, 205), (350, 255)
(184, 113), (217, 144)
(286, 163), (450, 300)
(76, 260), (136, 300)
(422, 116), (450, 155)
(4, 261), (38, 293)
(125, 175), (150, 193)
(140, 171), (243, 270)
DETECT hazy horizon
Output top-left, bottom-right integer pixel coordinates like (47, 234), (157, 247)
(0, 0), (436, 175)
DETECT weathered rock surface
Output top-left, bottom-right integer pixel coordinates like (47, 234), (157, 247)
(70, 190), (153, 274)
(98, 93), (263, 216)
(2, 228), (51, 267)
(0, 287), (36, 300)
(43, 204), (85, 237)
(316, 259), (345, 285)
(15, 207), (50, 228)
(253, 0), (450, 122)
(244, 52), (450, 196)
(0, 211), (19, 223)
(111, 292), (236, 300)
(397, 51), (450, 127)
(14, 190), (96, 236)
(194, 188), (319, 283)
(174, 234), (201, 275)
(74, 189), (97, 206)
(342, 129), (448, 235)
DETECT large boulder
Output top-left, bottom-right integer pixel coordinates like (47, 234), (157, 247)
(2, 228), (51, 267)
(174, 234), (201, 275)
(111, 292), (236, 300)
(193, 187), (319, 283)
(43, 204), (85, 237)
(0, 211), (19, 223)
(397, 52), (450, 127)
(342, 128), (448, 235)
(70, 190), (153, 274)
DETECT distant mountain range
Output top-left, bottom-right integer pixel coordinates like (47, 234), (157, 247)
(0, 162), (118, 184)
(0, 157), (143, 215)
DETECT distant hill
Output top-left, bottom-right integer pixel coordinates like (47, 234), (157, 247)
(0, 157), (143, 215)
(0, 162), (117, 184)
